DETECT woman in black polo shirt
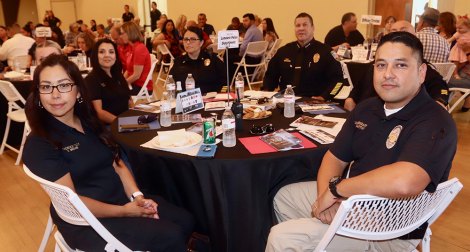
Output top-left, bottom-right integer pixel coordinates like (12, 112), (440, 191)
(85, 39), (131, 124)
(23, 55), (194, 251)
(169, 26), (226, 94)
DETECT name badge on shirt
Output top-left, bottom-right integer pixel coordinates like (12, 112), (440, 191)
(355, 121), (367, 130)
(283, 58), (291, 63)
(386, 125), (403, 149)
(63, 143), (80, 152)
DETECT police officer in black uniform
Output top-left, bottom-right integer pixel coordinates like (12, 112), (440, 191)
(263, 12), (344, 100)
(169, 26), (226, 94)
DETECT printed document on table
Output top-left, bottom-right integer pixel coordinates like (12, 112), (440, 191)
(292, 115), (346, 137)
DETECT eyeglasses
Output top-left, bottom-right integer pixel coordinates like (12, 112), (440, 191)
(38, 83), (75, 94)
(250, 124), (275, 135)
(183, 37), (200, 43)
(137, 114), (158, 125)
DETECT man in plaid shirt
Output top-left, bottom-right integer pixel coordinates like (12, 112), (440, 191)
(416, 8), (449, 63)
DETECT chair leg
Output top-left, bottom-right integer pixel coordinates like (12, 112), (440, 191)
(243, 64), (253, 90)
(39, 214), (55, 252)
(0, 117), (11, 154)
(230, 64), (242, 88)
(15, 122), (29, 165)
(421, 228), (432, 252)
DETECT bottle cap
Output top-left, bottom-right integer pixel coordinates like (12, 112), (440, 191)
(287, 84), (292, 88)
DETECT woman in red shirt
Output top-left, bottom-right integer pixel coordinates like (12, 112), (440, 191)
(120, 22), (152, 95)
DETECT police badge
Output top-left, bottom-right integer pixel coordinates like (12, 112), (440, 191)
(386, 125), (403, 149)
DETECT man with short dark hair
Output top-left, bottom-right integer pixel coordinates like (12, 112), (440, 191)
(325, 12), (365, 51)
(239, 13), (263, 56)
(416, 7), (449, 63)
(265, 31), (457, 251)
(122, 5), (135, 22)
(197, 13), (215, 35)
(264, 13), (343, 100)
(150, 2), (161, 31)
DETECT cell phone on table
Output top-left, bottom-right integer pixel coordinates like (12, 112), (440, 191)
(196, 144), (217, 159)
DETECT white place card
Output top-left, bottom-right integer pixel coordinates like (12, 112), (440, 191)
(176, 88), (204, 114)
(360, 15), (382, 25)
(35, 27), (52, 37)
(218, 30), (239, 49)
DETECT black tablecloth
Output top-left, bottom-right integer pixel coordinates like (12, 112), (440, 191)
(111, 107), (339, 252)
(0, 78), (32, 147)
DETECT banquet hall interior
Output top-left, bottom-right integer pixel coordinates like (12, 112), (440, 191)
(0, 0), (469, 251)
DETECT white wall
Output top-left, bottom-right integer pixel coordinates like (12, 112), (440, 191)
(167, 0), (371, 44)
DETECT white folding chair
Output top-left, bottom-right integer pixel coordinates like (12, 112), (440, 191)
(333, 61), (354, 100)
(208, 43), (225, 61)
(23, 165), (133, 252)
(132, 54), (158, 103)
(155, 44), (175, 87)
(448, 87), (470, 113)
(0, 80), (30, 165)
(431, 62), (456, 83)
(314, 178), (463, 252)
(231, 41), (269, 90)
(264, 38), (282, 68)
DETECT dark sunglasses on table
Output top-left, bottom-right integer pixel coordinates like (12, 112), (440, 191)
(250, 124), (275, 135)
(38, 83), (75, 94)
(183, 37), (201, 43)
(137, 114), (158, 125)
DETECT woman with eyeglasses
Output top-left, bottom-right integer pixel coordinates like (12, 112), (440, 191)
(169, 26), (226, 94)
(85, 39), (131, 124)
(23, 54), (194, 251)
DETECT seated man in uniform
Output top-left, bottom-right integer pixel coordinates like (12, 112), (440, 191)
(344, 20), (449, 111)
(265, 31), (457, 251)
(263, 12), (343, 101)
(324, 12), (365, 51)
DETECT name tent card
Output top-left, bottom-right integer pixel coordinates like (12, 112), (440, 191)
(35, 27), (52, 37)
(218, 30), (239, 50)
(175, 88), (205, 114)
(360, 15), (382, 25)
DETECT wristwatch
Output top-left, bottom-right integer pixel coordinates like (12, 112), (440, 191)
(329, 176), (347, 199)
(130, 191), (144, 202)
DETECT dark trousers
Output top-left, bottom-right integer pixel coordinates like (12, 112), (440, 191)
(52, 195), (195, 252)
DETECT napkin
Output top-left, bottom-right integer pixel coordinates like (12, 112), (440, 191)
(157, 129), (188, 147)
(4, 71), (24, 79)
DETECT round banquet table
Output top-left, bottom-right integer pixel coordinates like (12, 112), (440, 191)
(0, 78), (33, 147)
(111, 106), (343, 252)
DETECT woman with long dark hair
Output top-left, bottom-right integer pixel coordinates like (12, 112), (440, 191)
(152, 19), (183, 59)
(85, 38), (132, 124)
(23, 54), (194, 251)
(262, 18), (279, 39)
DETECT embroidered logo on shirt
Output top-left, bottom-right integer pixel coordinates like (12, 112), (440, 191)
(63, 143), (80, 152)
(283, 58), (291, 63)
(441, 89), (448, 95)
(204, 58), (211, 66)
(313, 53), (320, 63)
(354, 121), (367, 130)
(386, 125), (403, 149)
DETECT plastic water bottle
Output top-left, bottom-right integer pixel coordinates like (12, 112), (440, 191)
(284, 85), (295, 118)
(176, 81), (182, 96)
(166, 75), (176, 101)
(235, 72), (244, 99)
(185, 73), (195, 90)
(222, 107), (236, 147)
(160, 91), (172, 127)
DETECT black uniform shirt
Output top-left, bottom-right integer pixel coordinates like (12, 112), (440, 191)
(23, 116), (128, 205)
(324, 25), (365, 48)
(169, 51), (226, 94)
(331, 87), (457, 192)
(264, 39), (343, 99)
(85, 69), (130, 118)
